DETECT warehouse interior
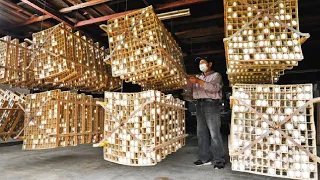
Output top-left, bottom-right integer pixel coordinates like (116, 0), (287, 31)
(1, 0), (320, 180)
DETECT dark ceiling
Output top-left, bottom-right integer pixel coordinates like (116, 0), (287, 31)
(0, 0), (319, 87)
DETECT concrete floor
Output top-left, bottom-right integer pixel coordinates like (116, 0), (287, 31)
(1, 135), (289, 180)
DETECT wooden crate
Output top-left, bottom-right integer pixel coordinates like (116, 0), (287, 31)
(0, 36), (34, 88)
(229, 73), (280, 84)
(23, 90), (104, 150)
(224, 0), (309, 85)
(230, 84), (317, 179)
(0, 88), (25, 142)
(102, 6), (187, 91)
(29, 23), (121, 93)
(101, 90), (186, 166)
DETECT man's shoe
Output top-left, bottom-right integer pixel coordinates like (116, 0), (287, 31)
(194, 159), (211, 166)
(214, 163), (225, 169)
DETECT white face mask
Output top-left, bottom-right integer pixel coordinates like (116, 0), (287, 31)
(199, 64), (208, 72)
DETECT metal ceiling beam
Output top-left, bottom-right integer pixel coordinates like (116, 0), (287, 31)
(59, 0), (113, 13)
(21, 0), (74, 27)
(155, 0), (209, 11)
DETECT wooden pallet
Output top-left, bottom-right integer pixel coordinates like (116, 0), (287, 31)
(101, 6), (187, 91)
(22, 90), (104, 150)
(29, 24), (121, 92)
(223, 0), (310, 85)
(0, 36), (34, 88)
(98, 90), (187, 166)
(0, 24), (121, 92)
(229, 84), (318, 179)
(0, 88), (25, 142)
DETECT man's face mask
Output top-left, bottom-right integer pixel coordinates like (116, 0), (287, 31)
(199, 63), (208, 72)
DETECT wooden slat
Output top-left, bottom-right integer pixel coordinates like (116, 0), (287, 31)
(65, 94), (70, 145)
(55, 99), (61, 147)
(0, 108), (21, 110)
(4, 110), (23, 141)
(88, 100), (93, 143)
(0, 110), (16, 132)
(59, 0), (113, 13)
(21, 0), (74, 27)
(95, 105), (99, 141)
(64, 0), (101, 18)
(4, 36), (10, 80)
(81, 97), (86, 144)
(75, 102), (78, 145)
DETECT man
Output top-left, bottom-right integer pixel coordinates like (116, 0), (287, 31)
(188, 57), (225, 169)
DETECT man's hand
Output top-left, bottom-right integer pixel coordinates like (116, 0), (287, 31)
(188, 76), (199, 84)
(188, 76), (205, 86)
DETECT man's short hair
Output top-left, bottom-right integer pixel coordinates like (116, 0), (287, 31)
(195, 56), (214, 64)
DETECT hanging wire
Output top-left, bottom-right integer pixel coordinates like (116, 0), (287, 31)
(29, 0), (48, 91)
(39, 0), (46, 31)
